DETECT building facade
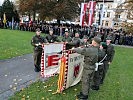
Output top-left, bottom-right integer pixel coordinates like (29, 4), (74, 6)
(94, 0), (127, 28)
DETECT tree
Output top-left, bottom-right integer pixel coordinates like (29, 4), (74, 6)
(115, 0), (133, 34)
(18, 0), (81, 23)
(2, 0), (19, 22)
(19, 0), (42, 21)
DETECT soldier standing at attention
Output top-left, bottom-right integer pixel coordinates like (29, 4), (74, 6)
(91, 42), (107, 90)
(73, 37), (101, 100)
(105, 36), (115, 72)
(31, 28), (47, 72)
(62, 30), (72, 43)
(46, 28), (60, 43)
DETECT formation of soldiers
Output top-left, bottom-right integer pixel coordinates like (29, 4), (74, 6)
(0, 20), (133, 46)
(31, 27), (115, 100)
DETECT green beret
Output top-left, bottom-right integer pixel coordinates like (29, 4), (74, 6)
(100, 42), (107, 49)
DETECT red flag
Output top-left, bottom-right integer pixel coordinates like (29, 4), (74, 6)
(80, 2), (96, 27)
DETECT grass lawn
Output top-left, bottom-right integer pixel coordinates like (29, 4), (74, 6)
(9, 46), (133, 100)
(0, 29), (38, 60)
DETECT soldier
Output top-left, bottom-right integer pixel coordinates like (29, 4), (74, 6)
(101, 36), (115, 82)
(31, 28), (47, 72)
(91, 42), (107, 90)
(80, 35), (89, 47)
(73, 37), (101, 100)
(46, 28), (60, 43)
(62, 30), (72, 43)
(67, 32), (81, 48)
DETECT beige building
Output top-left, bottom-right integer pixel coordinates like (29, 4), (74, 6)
(94, 0), (127, 28)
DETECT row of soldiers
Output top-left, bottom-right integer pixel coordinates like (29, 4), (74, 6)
(31, 28), (115, 100)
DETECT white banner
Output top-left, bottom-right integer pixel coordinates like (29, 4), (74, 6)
(65, 52), (84, 89)
(41, 43), (65, 77)
(41, 43), (84, 92)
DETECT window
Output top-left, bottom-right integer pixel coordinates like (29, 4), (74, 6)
(103, 12), (106, 17)
(107, 12), (110, 17)
(114, 23), (119, 26)
(105, 21), (109, 26)
(100, 4), (103, 9)
(118, 15), (121, 18)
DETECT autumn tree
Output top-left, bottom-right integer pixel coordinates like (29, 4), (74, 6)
(1, 0), (19, 22)
(115, 0), (133, 34)
(18, 0), (82, 23)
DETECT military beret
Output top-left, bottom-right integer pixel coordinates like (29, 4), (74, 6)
(100, 42), (107, 49)
(93, 37), (101, 44)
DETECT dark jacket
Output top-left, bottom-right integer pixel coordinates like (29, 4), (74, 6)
(46, 34), (60, 43)
(68, 37), (81, 48)
(31, 35), (47, 51)
(74, 46), (99, 70)
(62, 36), (72, 42)
(106, 44), (115, 62)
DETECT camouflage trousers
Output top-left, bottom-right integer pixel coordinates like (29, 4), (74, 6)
(101, 61), (109, 83)
(93, 65), (104, 86)
(81, 64), (95, 96)
(33, 50), (42, 70)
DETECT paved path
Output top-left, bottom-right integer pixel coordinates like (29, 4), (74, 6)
(0, 54), (44, 100)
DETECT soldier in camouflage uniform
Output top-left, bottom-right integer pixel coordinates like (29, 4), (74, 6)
(46, 29), (60, 43)
(73, 37), (101, 100)
(62, 30), (72, 42)
(31, 28), (47, 72)
(91, 42), (107, 90)
(67, 32), (81, 48)
(101, 36), (115, 83)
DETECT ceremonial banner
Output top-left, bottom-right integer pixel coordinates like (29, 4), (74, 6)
(57, 51), (84, 92)
(41, 43), (65, 77)
(80, 2), (96, 27)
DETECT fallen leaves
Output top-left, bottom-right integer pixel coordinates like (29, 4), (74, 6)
(48, 90), (52, 92)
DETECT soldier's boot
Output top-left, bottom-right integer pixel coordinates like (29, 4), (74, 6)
(76, 92), (88, 100)
(34, 65), (41, 72)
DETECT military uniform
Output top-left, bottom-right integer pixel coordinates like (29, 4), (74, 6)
(31, 30), (47, 72)
(102, 37), (115, 82)
(68, 37), (81, 48)
(105, 43), (115, 71)
(74, 37), (101, 100)
(45, 34), (60, 43)
(62, 36), (72, 42)
(92, 47), (106, 90)
(80, 36), (88, 47)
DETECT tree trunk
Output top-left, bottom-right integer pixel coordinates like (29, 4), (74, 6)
(33, 10), (36, 21)
(57, 19), (60, 26)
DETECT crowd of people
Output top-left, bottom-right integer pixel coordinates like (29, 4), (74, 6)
(0, 20), (133, 46)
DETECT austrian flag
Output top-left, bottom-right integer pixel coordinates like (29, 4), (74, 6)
(80, 1), (96, 27)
